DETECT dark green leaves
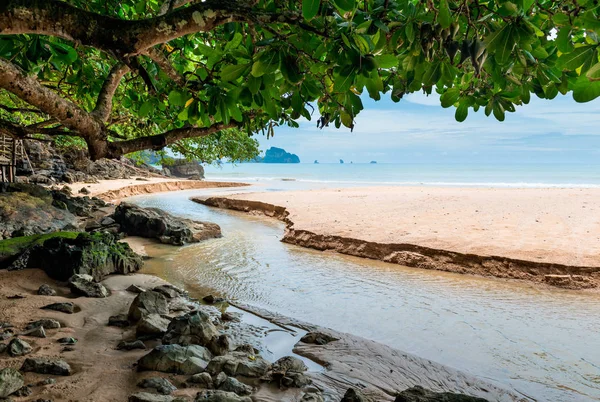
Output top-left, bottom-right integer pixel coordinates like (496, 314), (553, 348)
(573, 76), (600, 102)
(302, 0), (320, 20)
(333, 0), (355, 12)
(220, 63), (250, 82)
(440, 88), (460, 108)
(438, 0), (452, 29)
(168, 91), (186, 107)
(485, 25), (516, 64)
(557, 46), (596, 71)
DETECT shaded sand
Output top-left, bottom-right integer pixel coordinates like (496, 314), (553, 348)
(68, 177), (248, 201)
(194, 186), (600, 288)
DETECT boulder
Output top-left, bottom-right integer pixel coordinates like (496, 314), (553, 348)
(0, 343), (6, 353)
(129, 392), (175, 402)
(394, 386), (489, 402)
(24, 326), (46, 338)
(267, 356), (310, 388)
(163, 160), (205, 179)
(112, 203), (221, 246)
(218, 377), (252, 396)
(0, 368), (24, 398)
(154, 284), (186, 299)
(69, 274), (109, 298)
(194, 390), (252, 402)
(162, 311), (219, 348)
(117, 340), (147, 351)
(137, 377), (177, 395)
(26, 319), (60, 330)
(137, 345), (213, 375)
(341, 388), (368, 402)
(41, 302), (75, 314)
(129, 291), (169, 322)
(205, 352), (271, 378)
(8, 338), (32, 357)
(37, 284), (57, 296)
(188, 373), (213, 388)
(127, 284), (146, 293)
(300, 332), (338, 345)
(12, 385), (32, 397)
(136, 314), (171, 337)
(20, 357), (71, 376)
(108, 314), (130, 327)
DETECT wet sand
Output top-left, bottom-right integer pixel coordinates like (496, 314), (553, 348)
(194, 186), (600, 288)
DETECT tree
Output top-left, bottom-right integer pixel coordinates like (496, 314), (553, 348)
(0, 0), (599, 160)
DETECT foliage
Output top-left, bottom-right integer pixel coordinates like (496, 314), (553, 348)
(0, 0), (599, 157)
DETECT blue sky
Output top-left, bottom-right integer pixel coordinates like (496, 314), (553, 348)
(256, 93), (600, 164)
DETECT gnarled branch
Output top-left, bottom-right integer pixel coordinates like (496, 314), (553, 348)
(91, 63), (130, 122)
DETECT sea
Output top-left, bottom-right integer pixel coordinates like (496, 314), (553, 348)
(203, 162), (600, 188)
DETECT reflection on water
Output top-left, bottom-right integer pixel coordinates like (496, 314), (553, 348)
(130, 189), (600, 401)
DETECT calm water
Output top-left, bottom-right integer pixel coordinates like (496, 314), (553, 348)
(129, 185), (600, 402)
(205, 163), (600, 188)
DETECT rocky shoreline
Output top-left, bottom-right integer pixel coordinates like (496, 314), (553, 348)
(193, 196), (599, 290)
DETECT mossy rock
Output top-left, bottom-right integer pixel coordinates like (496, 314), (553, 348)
(0, 232), (80, 267)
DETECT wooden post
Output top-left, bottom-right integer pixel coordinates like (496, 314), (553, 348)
(10, 138), (16, 182)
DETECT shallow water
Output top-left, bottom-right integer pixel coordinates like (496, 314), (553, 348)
(130, 188), (600, 401)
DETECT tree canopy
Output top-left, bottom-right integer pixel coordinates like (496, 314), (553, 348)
(0, 0), (599, 160)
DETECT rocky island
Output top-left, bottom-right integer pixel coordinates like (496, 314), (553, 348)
(254, 147), (300, 164)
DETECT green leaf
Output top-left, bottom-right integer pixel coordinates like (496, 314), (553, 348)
(492, 102), (505, 121)
(486, 25), (516, 64)
(281, 56), (303, 84)
(139, 101), (153, 117)
(422, 61), (442, 86)
(522, 0), (535, 11)
(333, 0), (355, 12)
(440, 88), (460, 108)
(573, 76), (600, 102)
(557, 46), (595, 70)
(302, 0), (320, 20)
(168, 90), (185, 107)
(221, 63), (250, 82)
(455, 103), (468, 122)
(375, 54), (398, 68)
(438, 0), (452, 29)
(586, 62), (600, 80)
(556, 27), (574, 53)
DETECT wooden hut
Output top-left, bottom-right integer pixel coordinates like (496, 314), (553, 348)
(0, 134), (29, 183)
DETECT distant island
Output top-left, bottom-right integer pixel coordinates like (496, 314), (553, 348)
(254, 147), (300, 163)
(370, 161), (377, 164)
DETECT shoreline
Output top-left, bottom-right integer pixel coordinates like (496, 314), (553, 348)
(193, 195), (600, 290)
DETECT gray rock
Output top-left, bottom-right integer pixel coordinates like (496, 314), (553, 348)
(0, 331), (12, 341)
(137, 344), (212, 375)
(36, 378), (56, 386)
(301, 393), (325, 402)
(79, 187), (90, 194)
(205, 352), (271, 378)
(127, 284), (146, 294)
(113, 203), (221, 246)
(0, 343), (6, 353)
(26, 319), (60, 330)
(20, 357), (71, 376)
(129, 291), (169, 322)
(68, 274), (109, 298)
(0, 368), (24, 398)
(213, 372), (227, 388)
(24, 326), (46, 338)
(280, 372), (311, 388)
(137, 377), (177, 395)
(12, 386), (32, 397)
(37, 284), (57, 296)
(300, 332), (338, 345)
(218, 377), (252, 396)
(271, 356), (308, 374)
(58, 337), (77, 345)
(137, 314), (171, 337)
(108, 314), (130, 328)
(162, 311), (219, 349)
(129, 392), (174, 402)
(340, 388), (368, 402)
(8, 338), (32, 357)
(207, 335), (230, 357)
(118, 340), (147, 351)
(153, 285), (185, 299)
(163, 160), (205, 179)
(41, 302), (75, 314)
(202, 295), (225, 304)
(188, 373), (213, 389)
(394, 386), (489, 402)
(194, 390), (251, 402)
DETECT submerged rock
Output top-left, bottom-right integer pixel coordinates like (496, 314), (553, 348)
(69, 274), (109, 298)
(113, 203), (221, 246)
(20, 357), (71, 376)
(0, 368), (24, 398)
(8, 338), (32, 357)
(394, 386), (489, 402)
(37, 284), (57, 296)
(129, 290), (169, 322)
(137, 344), (212, 375)
(137, 377), (177, 395)
(41, 302), (75, 314)
(194, 390), (252, 402)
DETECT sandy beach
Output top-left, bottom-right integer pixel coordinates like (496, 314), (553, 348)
(195, 186), (600, 288)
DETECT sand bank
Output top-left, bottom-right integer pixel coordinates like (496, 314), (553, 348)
(69, 177), (248, 202)
(193, 186), (600, 289)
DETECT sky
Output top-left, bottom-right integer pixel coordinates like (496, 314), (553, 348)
(256, 92), (600, 164)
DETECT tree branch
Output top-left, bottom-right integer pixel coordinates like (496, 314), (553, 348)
(107, 122), (237, 157)
(91, 62), (130, 122)
(144, 48), (186, 86)
(158, 0), (198, 16)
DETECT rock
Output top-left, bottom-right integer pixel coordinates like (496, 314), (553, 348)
(259, 147), (300, 163)
(41, 302), (75, 314)
(218, 377), (252, 396)
(205, 352), (271, 378)
(24, 326), (46, 338)
(20, 357), (71, 376)
(137, 314), (171, 337)
(58, 337), (77, 345)
(341, 388), (368, 402)
(280, 372), (311, 388)
(79, 187), (91, 194)
(30, 232), (142, 282)
(0, 330), (13, 341)
(113, 203), (221, 246)
(137, 345), (213, 375)
(268, 356), (310, 388)
(219, 312), (239, 322)
(68, 274), (109, 298)
(202, 295), (225, 304)
(194, 390), (251, 402)
(36, 378), (56, 386)
(0, 343), (6, 353)
(213, 372), (227, 388)
(163, 160), (205, 179)
(118, 340), (147, 351)
(0, 368), (24, 398)
(12, 386), (32, 397)
(37, 284), (57, 296)
(128, 284), (146, 294)
(169, 297), (198, 313)
(138, 377), (177, 395)
(300, 332), (338, 345)
(129, 291), (169, 322)
(108, 314), (130, 327)
(162, 311), (219, 349)
(394, 386), (489, 401)
(26, 319), (60, 330)
(272, 356), (308, 374)
(8, 338), (32, 356)
(301, 393), (324, 402)
(129, 392), (174, 402)
(154, 284), (185, 299)
(543, 274), (595, 289)
(208, 335), (231, 357)
(188, 373), (213, 388)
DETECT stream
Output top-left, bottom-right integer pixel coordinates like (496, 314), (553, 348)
(128, 187), (600, 401)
